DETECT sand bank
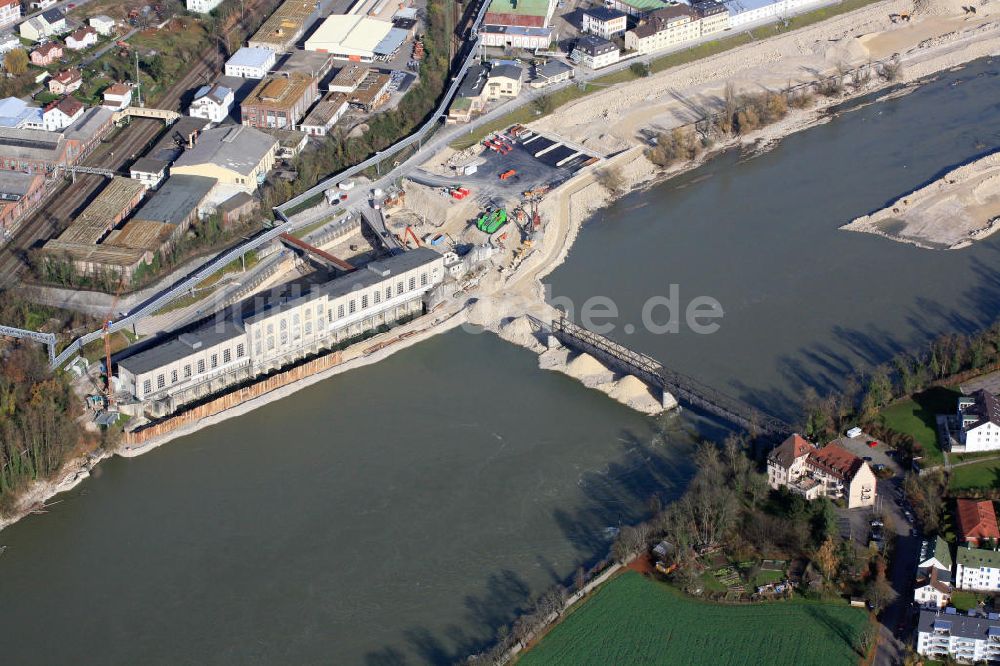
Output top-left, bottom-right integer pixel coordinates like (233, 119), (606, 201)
(843, 151), (1000, 249)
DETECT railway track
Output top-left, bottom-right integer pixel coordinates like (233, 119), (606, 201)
(0, 44), (225, 288)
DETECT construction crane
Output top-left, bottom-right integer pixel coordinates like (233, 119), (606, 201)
(102, 280), (125, 407)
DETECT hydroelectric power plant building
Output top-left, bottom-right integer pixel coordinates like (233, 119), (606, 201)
(116, 248), (446, 416)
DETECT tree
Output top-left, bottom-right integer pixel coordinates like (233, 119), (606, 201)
(814, 537), (839, 578)
(864, 574), (898, 613)
(629, 61), (650, 78)
(143, 54), (165, 82)
(4, 48), (28, 76)
(596, 165), (626, 195)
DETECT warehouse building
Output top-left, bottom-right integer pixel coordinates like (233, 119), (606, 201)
(241, 73), (318, 130)
(225, 46), (277, 78)
(248, 0), (316, 51)
(115, 247), (447, 413)
(304, 14), (394, 61)
(479, 24), (553, 50)
(0, 170), (44, 236)
(484, 0), (555, 28)
(348, 70), (392, 112)
(130, 174), (217, 232)
(299, 92), (349, 136)
(171, 125), (278, 193)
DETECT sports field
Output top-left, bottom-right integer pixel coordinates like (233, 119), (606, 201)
(518, 572), (870, 666)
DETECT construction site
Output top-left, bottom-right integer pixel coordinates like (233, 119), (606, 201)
(382, 124), (603, 278)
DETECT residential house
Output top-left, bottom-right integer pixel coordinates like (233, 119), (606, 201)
(957, 390), (1000, 453)
(582, 7), (628, 39)
(0, 32), (20, 55)
(171, 125), (278, 193)
(102, 83), (132, 110)
(955, 547), (1000, 591)
(30, 42), (62, 67)
(19, 9), (66, 41)
(956, 498), (1000, 548)
(188, 83), (234, 124)
(49, 68), (82, 95)
(485, 63), (522, 100)
(766, 433), (816, 492)
(625, 5), (701, 54)
(531, 59), (574, 88)
(447, 65), (488, 123)
(129, 156), (168, 190)
(89, 15), (116, 36)
(571, 35), (619, 70)
(65, 26), (98, 51)
(766, 434), (876, 508)
(693, 0), (730, 36)
(915, 608), (1000, 662)
(915, 536), (954, 608)
(225, 46), (275, 79)
(299, 91), (348, 137)
(42, 96), (84, 132)
(0, 0), (21, 31)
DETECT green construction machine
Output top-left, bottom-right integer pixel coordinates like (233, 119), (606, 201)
(476, 208), (508, 234)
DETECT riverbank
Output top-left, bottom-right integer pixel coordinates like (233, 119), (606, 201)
(843, 150), (1000, 249)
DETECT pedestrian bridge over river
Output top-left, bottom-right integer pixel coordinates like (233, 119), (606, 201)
(528, 315), (793, 440)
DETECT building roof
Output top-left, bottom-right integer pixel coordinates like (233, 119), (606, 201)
(227, 46), (275, 70)
(373, 26), (409, 57)
(0, 170), (42, 199)
(193, 83), (233, 106)
(486, 0), (552, 17)
(244, 247), (442, 325)
(920, 535), (953, 571)
(248, 0), (314, 50)
(768, 433), (816, 469)
(806, 444), (862, 482)
(349, 70), (391, 109)
(480, 24), (553, 37)
(104, 219), (174, 253)
(692, 0), (729, 16)
(117, 319), (246, 376)
(305, 14), (393, 55)
(956, 499), (1000, 545)
(0, 126), (65, 162)
(957, 545), (1000, 570)
(300, 91), (348, 129)
(41, 8), (65, 24)
(490, 63), (523, 81)
(536, 59), (573, 79)
(574, 34), (617, 56)
(329, 64), (369, 92)
(245, 73), (314, 111)
(63, 106), (113, 144)
(34, 42), (61, 57)
(613, 0), (670, 11)
(962, 390), (1000, 430)
(583, 6), (627, 21)
(0, 97), (41, 128)
(632, 4), (697, 38)
(46, 96), (83, 118)
(457, 65), (488, 99)
(103, 82), (131, 98)
(68, 25), (97, 42)
(173, 125), (277, 178)
(55, 176), (145, 244)
(147, 116), (209, 162)
(917, 609), (1000, 641)
(130, 156), (168, 174)
(916, 566), (952, 594)
(218, 191), (255, 214)
(53, 68), (82, 85)
(131, 174), (217, 225)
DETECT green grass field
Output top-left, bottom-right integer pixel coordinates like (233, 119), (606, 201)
(880, 387), (960, 466)
(518, 572), (870, 666)
(950, 459), (1000, 492)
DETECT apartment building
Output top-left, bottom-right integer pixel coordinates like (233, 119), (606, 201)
(115, 248), (447, 414)
(915, 536), (953, 608)
(957, 390), (1000, 452)
(571, 35), (620, 70)
(625, 4), (701, 53)
(916, 609), (1000, 663)
(957, 498), (1000, 547)
(241, 73), (318, 129)
(0, 0), (21, 31)
(582, 7), (628, 39)
(955, 546), (1000, 592)
(188, 83), (234, 124)
(766, 434), (876, 508)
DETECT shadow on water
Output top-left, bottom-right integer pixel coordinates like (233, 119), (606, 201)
(362, 421), (701, 665)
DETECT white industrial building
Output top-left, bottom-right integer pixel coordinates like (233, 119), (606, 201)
(479, 25), (553, 50)
(116, 248), (447, 413)
(186, 0), (224, 12)
(304, 15), (394, 61)
(225, 46), (276, 79)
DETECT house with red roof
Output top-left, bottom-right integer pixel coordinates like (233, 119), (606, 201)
(49, 68), (82, 95)
(767, 434), (877, 508)
(30, 42), (62, 67)
(956, 499), (1000, 548)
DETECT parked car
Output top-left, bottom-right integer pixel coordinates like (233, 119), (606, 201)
(867, 440), (878, 448)
(862, 456), (873, 462)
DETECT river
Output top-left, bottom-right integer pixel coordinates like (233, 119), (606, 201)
(2, 59), (1000, 665)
